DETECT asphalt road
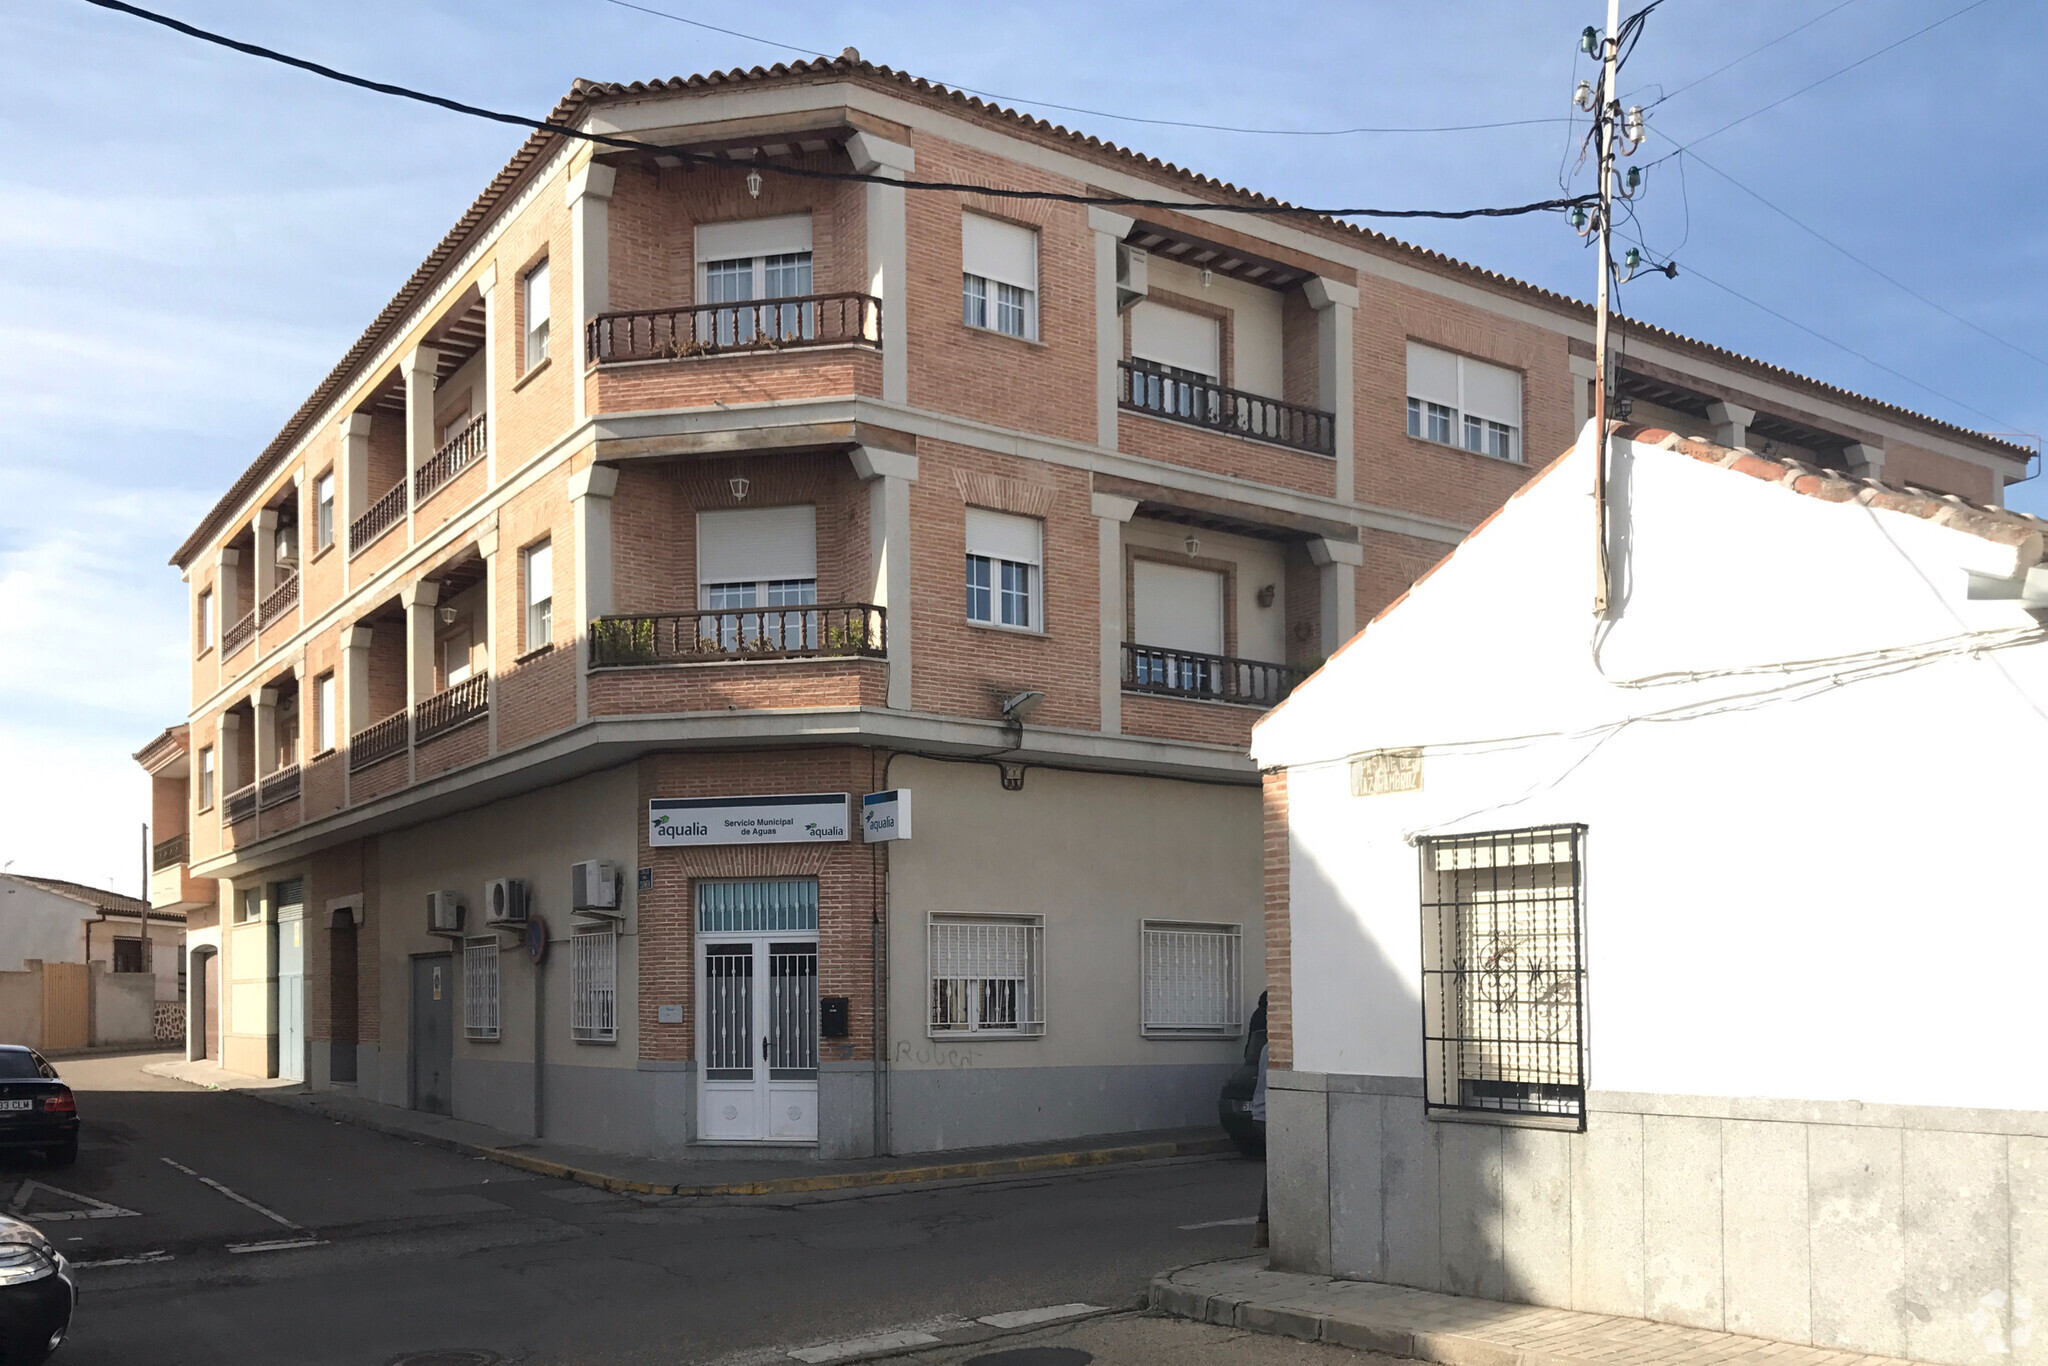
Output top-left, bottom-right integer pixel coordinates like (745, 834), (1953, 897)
(23, 1051), (1272, 1365)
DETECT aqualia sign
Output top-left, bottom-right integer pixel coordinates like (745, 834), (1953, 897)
(647, 794), (851, 847)
(861, 789), (911, 842)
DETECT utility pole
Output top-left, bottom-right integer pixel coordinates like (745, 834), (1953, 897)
(1591, 0), (1620, 619)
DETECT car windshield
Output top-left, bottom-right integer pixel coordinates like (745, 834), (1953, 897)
(0, 1053), (41, 1080)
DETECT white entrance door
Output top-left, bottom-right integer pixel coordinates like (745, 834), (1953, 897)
(698, 935), (819, 1141)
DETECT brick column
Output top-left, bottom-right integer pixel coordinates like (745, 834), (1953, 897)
(1706, 399), (1755, 450)
(402, 344), (440, 543)
(566, 162), (616, 425)
(251, 685), (277, 786)
(401, 579), (439, 785)
(1305, 277), (1358, 503)
(851, 446), (918, 710)
(337, 413), (371, 591)
(217, 712), (243, 798)
(216, 546), (241, 639)
(570, 465), (618, 724)
(1308, 536), (1362, 659)
(1091, 492), (1139, 734)
(477, 520), (500, 754)
(848, 132), (912, 406)
(1088, 207), (1135, 450)
(1846, 441), (1886, 482)
(253, 509), (278, 606)
(340, 623), (371, 806)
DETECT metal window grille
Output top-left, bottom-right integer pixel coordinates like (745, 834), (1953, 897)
(767, 942), (819, 1080)
(1418, 825), (1588, 1127)
(928, 916), (1044, 1037)
(696, 879), (818, 934)
(704, 943), (754, 1079)
(463, 937), (500, 1041)
(571, 929), (619, 1043)
(1142, 922), (1242, 1036)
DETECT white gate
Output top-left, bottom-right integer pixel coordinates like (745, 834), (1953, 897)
(697, 880), (819, 1143)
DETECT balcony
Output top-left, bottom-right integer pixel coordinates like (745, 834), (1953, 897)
(258, 764), (301, 810)
(414, 413), (487, 505)
(1122, 643), (1304, 708)
(257, 573), (298, 630)
(589, 604), (887, 668)
(1119, 359), (1335, 457)
(222, 609), (256, 657)
(350, 480), (406, 558)
(415, 672), (490, 743)
(152, 833), (187, 868)
(349, 711), (409, 773)
(223, 782), (258, 825)
(586, 293), (881, 365)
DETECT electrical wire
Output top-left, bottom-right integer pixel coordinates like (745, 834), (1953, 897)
(598, 0), (1576, 138)
(77, 0), (1596, 223)
(1635, 0), (1864, 108)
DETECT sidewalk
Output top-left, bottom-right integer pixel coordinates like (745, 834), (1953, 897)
(143, 1058), (1235, 1198)
(1151, 1259), (1914, 1366)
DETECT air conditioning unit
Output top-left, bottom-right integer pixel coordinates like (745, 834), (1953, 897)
(484, 878), (530, 927)
(1115, 243), (1149, 314)
(426, 891), (464, 935)
(571, 860), (619, 915)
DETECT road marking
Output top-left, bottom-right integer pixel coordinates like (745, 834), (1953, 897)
(787, 1330), (941, 1363)
(72, 1251), (174, 1269)
(8, 1180), (139, 1222)
(976, 1303), (1105, 1329)
(159, 1158), (304, 1230)
(1178, 1215), (1259, 1229)
(226, 1237), (326, 1255)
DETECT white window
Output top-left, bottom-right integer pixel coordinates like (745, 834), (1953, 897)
(463, 937), (500, 1041)
(571, 929), (618, 1043)
(1142, 921), (1242, 1036)
(314, 471), (335, 550)
(697, 506), (818, 649)
(961, 214), (1039, 341)
(695, 215), (815, 345)
(523, 260), (550, 369)
(1129, 560), (1227, 695)
(315, 673), (336, 755)
(523, 540), (553, 651)
(1130, 301), (1220, 382)
(196, 589), (213, 655)
(929, 915), (1044, 1037)
(965, 508), (1041, 631)
(1419, 826), (1587, 1123)
(197, 746), (215, 811)
(1407, 341), (1523, 462)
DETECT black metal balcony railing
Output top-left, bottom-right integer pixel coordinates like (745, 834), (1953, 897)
(259, 764), (301, 810)
(222, 610), (256, 657)
(414, 413), (488, 504)
(586, 292), (882, 365)
(1118, 358), (1336, 457)
(258, 572), (299, 629)
(1122, 642), (1306, 708)
(349, 479), (407, 558)
(152, 833), (187, 869)
(349, 711), (409, 773)
(589, 604), (887, 668)
(415, 672), (490, 743)
(223, 782), (258, 825)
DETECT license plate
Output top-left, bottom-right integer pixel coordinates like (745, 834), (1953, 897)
(0, 1100), (33, 1112)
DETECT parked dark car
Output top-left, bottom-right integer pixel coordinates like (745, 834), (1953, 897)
(1217, 1025), (1267, 1158)
(0, 1050), (78, 1167)
(0, 1212), (72, 1362)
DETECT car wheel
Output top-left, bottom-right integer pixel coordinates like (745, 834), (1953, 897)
(47, 1140), (76, 1168)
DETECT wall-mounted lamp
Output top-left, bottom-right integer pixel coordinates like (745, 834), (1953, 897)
(1256, 584), (1276, 609)
(437, 606), (459, 626)
(728, 476), (751, 500)
(746, 168), (763, 199)
(1183, 534), (1201, 557)
(1199, 267), (1213, 289)
(1000, 689), (1045, 722)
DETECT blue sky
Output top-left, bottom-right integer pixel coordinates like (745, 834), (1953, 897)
(4, 0), (2042, 891)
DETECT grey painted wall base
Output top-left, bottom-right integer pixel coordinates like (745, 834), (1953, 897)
(888, 1060), (1235, 1155)
(819, 1062), (878, 1159)
(1278, 1070), (2048, 1366)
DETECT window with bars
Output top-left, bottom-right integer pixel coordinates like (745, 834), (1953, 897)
(1418, 825), (1588, 1127)
(1141, 922), (1242, 1037)
(929, 915), (1044, 1037)
(572, 929), (619, 1043)
(463, 937), (500, 1041)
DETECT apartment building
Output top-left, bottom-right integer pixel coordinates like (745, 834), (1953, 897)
(138, 56), (2032, 1160)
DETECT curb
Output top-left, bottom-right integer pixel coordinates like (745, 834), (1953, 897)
(151, 1065), (1235, 1198)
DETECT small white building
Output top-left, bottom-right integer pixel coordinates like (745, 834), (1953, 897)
(0, 876), (184, 1003)
(1251, 421), (2048, 1366)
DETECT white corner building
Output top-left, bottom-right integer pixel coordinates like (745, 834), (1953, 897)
(1251, 420), (2048, 1366)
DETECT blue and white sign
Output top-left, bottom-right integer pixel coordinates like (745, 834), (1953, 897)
(648, 794), (850, 847)
(861, 789), (912, 843)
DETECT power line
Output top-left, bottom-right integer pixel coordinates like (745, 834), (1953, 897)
(599, 0), (1576, 138)
(1679, 262), (2024, 433)
(1636, 0), (1864, 108)
(77, 0), (1595, 223)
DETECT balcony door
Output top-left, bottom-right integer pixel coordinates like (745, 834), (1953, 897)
(695, 214), (815, 345)
(1133, 560), (1227, 696)
(696, 880), (819, 1144)
(697, 506), (819, 652)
